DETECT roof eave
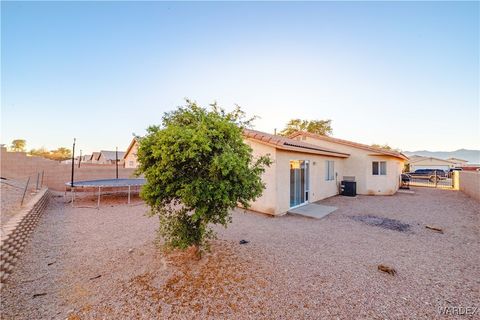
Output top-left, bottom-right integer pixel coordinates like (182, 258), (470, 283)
(292, 131), (407, 160)
(277, 145), (349, 157)
(368, 153), (408, 161)
(246, 137), (349, 158)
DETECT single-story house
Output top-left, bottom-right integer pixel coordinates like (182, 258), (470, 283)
(122, 129), (408, 216)
(447, 157), (468, 167)
(408, 156), (456, 172)
(245, 130), (408, 215)
(244, 129), (350, 215)
(287, 131), (408, 196)
(124, 138), (139, 169)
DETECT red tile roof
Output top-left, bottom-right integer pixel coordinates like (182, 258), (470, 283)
(244, 129), (350, 158)
(289, 131), (408, 160)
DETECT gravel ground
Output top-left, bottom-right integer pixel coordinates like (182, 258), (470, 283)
(1, 187), (479, 319)
(1, 179), (36, 225)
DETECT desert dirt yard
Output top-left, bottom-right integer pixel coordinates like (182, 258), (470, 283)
(1, 188), (479, 319)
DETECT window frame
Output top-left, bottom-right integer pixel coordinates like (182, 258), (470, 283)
(325, 160), (335, 181)
(372, 161), (387, 176)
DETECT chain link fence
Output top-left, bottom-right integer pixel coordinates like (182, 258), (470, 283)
(1, 171), (44, 224)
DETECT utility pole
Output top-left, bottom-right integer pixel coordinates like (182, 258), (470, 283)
(78, 149), (82, 168)
(115, 146), (119, 179)
(71, 138), (76, 187)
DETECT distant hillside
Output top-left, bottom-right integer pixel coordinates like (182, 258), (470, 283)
(404, 149), (480, 164)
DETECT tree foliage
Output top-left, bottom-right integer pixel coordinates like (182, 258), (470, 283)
(29, 147), (72, 161)
(10, 139), (26, 152)
(136, 100), (271, 250)
(279, 119), (332, 137)
(29, 147), (50, 158)
(50, 147), (72, 161)
(371, 143), (393, 150)
(371, 144), (401, 152)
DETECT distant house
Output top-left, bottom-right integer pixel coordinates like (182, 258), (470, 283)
(89, 150), (125, 165)
(99, 150), (125, 165)
(408, 156), (456, 172)
(124, 138), (139, 169)
(90, 152), (102, 164)
(447, 157), (468, 167)
(406, 155), (425, 163)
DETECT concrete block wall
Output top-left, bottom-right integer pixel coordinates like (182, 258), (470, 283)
(459, 171), (480, 202)
(0, 188), (50, 284)
(1, 148), (137, 191)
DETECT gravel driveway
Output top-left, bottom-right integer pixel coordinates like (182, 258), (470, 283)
(1, 188), (479, 319)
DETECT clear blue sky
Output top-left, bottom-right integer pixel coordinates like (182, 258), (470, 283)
(2, 1), (479, 154)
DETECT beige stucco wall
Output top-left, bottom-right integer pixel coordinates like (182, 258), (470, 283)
(300, 136), (404, 195)
(244, 139), (346, 216)
(243, 139), (278, 215)
(275, 150), (344, 215)
(459, 171), (480, 202)
(365, 155), (403, 195)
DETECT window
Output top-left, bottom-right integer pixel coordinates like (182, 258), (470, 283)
(325, 160), (335, 181)
(372, 161), (387, 175)
(129, 161), (134, 167)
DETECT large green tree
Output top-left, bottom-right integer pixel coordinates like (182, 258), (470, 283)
(136, 101), (271, 251)
(10, 139), (26, 152)
(279, 119), (332, 137)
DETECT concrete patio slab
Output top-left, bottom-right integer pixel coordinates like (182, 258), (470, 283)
(287, 203), (338, 219)
(397, 189), (415, 194)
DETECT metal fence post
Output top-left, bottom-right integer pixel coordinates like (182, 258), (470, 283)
(21, 176), (31, 206)
(72, 187), (76, 207)
(35, 172), (40, 191)
(97, 186), (101, 208)
(434, 170), (438, 188)
(40, 170), (44, 188)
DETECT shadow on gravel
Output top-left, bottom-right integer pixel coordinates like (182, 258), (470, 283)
(350, 215), (411, 233)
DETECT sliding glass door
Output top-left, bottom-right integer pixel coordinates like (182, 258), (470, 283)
(290, 160), (309, 208)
